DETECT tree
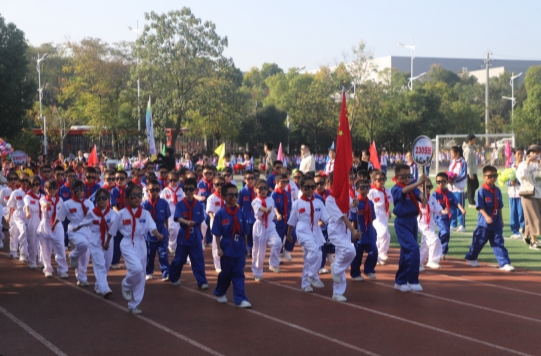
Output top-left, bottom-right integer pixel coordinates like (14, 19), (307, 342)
(132, 8), (228, 148)
(0, 15), (34, 140)
(514, 66), (541, 145)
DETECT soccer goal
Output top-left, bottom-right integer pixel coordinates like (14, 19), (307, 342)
(434, 134), (516, 174)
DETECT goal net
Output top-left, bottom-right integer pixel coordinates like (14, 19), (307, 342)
(433, 134), (516, 175)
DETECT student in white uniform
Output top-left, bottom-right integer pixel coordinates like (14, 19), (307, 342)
(37, 179), (69, 278)
(74, 188), (116, 298)
(1, 172), (18, 253)
(57, 179), (94, 287)
(368, 170), (393, 265)
(23, 176), (43, 269)
(206, 176), (225, 273)
(287, 176), (330, 292)
(251, 179), (282, 280)
(7, 173), (30, 261)
(160, 171), (184, 254)
(109, 183), (162, 315)
(418, 180), (444, 269)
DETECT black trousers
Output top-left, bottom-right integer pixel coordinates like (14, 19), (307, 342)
(466, 175), (479, 205)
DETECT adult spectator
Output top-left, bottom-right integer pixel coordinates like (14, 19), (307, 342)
(158, 148), (176, 172)
(516, 144), (541, 250)
(299, 143), (315, 173)
(264, 142), (277, 175)
(464, 134), (479, 207)
(75, 150), (86, 163)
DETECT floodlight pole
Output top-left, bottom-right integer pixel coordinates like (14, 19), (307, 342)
(37, 53), (48, 155)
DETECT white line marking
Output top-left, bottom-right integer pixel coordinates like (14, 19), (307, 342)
(439, 274), (541, 297)
(263, 280), (533, 356)
(0, 305), (68, 356)
(180, 286), (381, 356)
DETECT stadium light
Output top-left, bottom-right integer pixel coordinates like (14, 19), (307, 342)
(128, 21), (141, 132)
(502, 72), (523, 133)
(408, 72), (426, 91)
(398, 40), (416, 90)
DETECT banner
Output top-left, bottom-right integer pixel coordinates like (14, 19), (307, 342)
(146, 96), (157, 159)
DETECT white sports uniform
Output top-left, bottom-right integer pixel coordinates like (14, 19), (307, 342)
(7, 188), (28, 259)
(418, 194), (443, 265)
(251, 196), (281, 278)
(367, 187), (394, 262)
(37, 196), (69, 276)
(23, 192), (42, 267)
(160, 185), (185, 252)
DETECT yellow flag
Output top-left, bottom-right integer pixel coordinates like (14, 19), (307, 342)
(214, 143), (225, 170)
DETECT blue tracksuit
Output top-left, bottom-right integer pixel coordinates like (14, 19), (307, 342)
(212, 207), (249, 305)
(465, 185), (511, 267)
(142, 198), (171, 278)
(266, 173), (277, 192)
(392, 184), (422, 285)
(271, 188), (292, 247)
(169, 198), (208, 286)
(349, 199), (378, 276)
(198, 179), (214, 245)
(315, 191), (335, 268)
(434, 189), (459, 255)
(237, 185), (256, 253)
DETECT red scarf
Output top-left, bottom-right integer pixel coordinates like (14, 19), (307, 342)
(371, 184), (389, 213)
(148, 198), (159, 221)
(423, 200), (431, 224)
(258, 196), (268, 228)
(127, 206), (143, 244)
(71, 196), (88, 217)
(450, 159), (461, 171)
(435, 187), (451, 218)
(300, 194), (315, 231)
(182, 198), (197, 240)
(213, 190), (224, 208)
(28, 191), (42, 220)
(349, 186), (355, 198)
(84, 181), (97, 199)
(118, 186), (126, 209)
(93, 206), (110, 247)
(318, 189), (330, 201)
(131, 179), (143, 188)
(168, 185), (181, 205)
(274, 187), (289, 222)
(203, 178), (213, 193)
(225, 205), (241, 236)
(395, 182), (421, 218)
(158, 177), (168, 187)
(357, 195), (372, 227)
(46, 195), (59, 225)
(482, 183), (499, 218)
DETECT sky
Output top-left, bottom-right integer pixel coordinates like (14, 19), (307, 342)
(2, 0), (540, 72)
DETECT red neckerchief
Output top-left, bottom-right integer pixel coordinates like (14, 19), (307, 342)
(103, 183), (114, 192)
(274, 187), (289, 222)
(93, 206), (110, 247)
(286, 183), (291, 194)
(182, 198), (197, 240)
(318, 189), (330, 201)
(258, 196), (268, 228)
(56, 178), (64, 187)
(46, 194), (59, 225)
(127, 206), (143, 244)
(148, 198), (159, 221)
(28, 191), (42, 220)
(422, 199), (431, 224)
(158, 177), (168, 187)
(247, 186), (256, 201)
(203, 178), (213, 193)
(435, 187), (451, 218)
(213, 190), (224, 207)
(349, 186), (355, 198)
(395, 182), (422, 218)
(225, 205), (241, 236)
(39, 174), (48, 183)
(371, 184), (389, 213)
(118, 186), (126, 209)
(482, 183), (499, 218)
(357, 195), (372, 227)
(71, 196), (88, 217)
(168, 185), (181, 205)
(64, 181), (71, 190)
(131, 179), (143, 188)
(84, 181), (97, 199)
(300, 194), (315, 231)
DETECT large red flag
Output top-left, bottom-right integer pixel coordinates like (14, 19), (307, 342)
(332, 90), (352, 213)
(369, 142), (381, 170)
(87, 145), (98, 167)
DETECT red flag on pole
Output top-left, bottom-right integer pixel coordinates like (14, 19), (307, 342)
(369, 142), (381, 170)
(87, 145), (98, 167)
(331, 89), (352, 213)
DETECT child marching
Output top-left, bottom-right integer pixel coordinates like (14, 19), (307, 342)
(418, 179), (444, 270)
(368, 170), (393, 265)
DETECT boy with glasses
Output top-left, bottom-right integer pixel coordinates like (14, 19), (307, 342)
(291, 171), (303, 201)
(24, 176), (43, 268)
(197, 165), (215, 247)
(60, 169), (78, 249)
(266, 160), (283, 193)
(0, 172), (19, 250)
(433, 172), (466, 260)
(314, 174), (334, 274)
(83, 167), (99, 201)
(418, 179), (444, 270)
(53, 166), (66, 189)
(222, 167), (236, 187)
(157, 167), (169, 189)
(161, 171), (185, 255)
(169, 178), (208, 289)
(7, 173), (30, 260)
(237, 170), (256, 256)
(39, 165), (52, 188)
(272, 173), (293, 261)
(368, 170), (393, 265)
(465, 166), (514, 271)
(101, 169), (116, 192)
(207, 176), (226, 272)
(212, 183), (251, 308)
(110, 170), (129, 269)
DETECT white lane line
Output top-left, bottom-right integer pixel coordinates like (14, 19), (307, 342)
(370, 281), (541, 324)
(263, 280), (532, 356)
(0, 305), (69, 356)
(180, 286), (381, 356)
(439, 274), (541, 297)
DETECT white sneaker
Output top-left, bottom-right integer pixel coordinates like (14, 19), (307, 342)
(145, 274), (153, 281)
(466, 259), (480, 267)
(238, 300), (252, 308)
(309, 278), (324, 288)
(168, 246), (175, 255)
(216, 295), (228, 303)
(419, 265), (425, 272)
(128, 308), (142, 315)
(161, 276), (169, 282)
(456, 226), (466, 233)
(330, 263), (341, 283)
(200, 283), (209, 290)
(94, 285), (101, 294)
(377, 260), (386, 265)
(269, 265), (281, 273)
(500, 264), (515, 272)
(29, 264), (37, 269)
(122, 288), (133, 301)
(408, 283), (423, 292)
(110, 264), (121, 270)
(59, 272), (69, 279)
(19, 257), (28, 263)
(318, 267), (329, 274)
(426, 261), (440, 269)
(77, 280), (89, 287)
(45, 272), (53, 278)
(254, 276), (262, 282)
(332, 294), (347, 302)
(468, 204), (476, 209)
(282, 250), (292, 261)
(171, 280), (181, 287)
(215, 268), (222, 273)
(379, 255), (388, 262)
(365, 273), (377, 279)
(353, 276), (364, 282)
(394, 283), (411, 292)
(69, 254), (78, 269)
(303, 286), (314, 293)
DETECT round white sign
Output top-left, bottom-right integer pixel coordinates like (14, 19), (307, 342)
(411, 136), (433, 166)
(11, 150), (28, 166)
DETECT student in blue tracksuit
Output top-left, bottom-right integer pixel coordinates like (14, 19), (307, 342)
(465, 165), (514, 271)
(59, 168), (77, 248)
(448, 146), (468, 231)
(237, 170), (256, 255)
(110, 170), (129, 269)
(142, 180), (171, 281)
(197, 165), (214, 246)
(271, 173), (293, 260)
(169, 178), (208, 289)
(212, 183), (251, 308)
(83, 167), (100, 203)
(433, 172), (466, 259)
(392, 164), (427, 293)
(314, 174), (334, 274)
(266, 160), (283, 193)
(349, 180), (378, 281)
